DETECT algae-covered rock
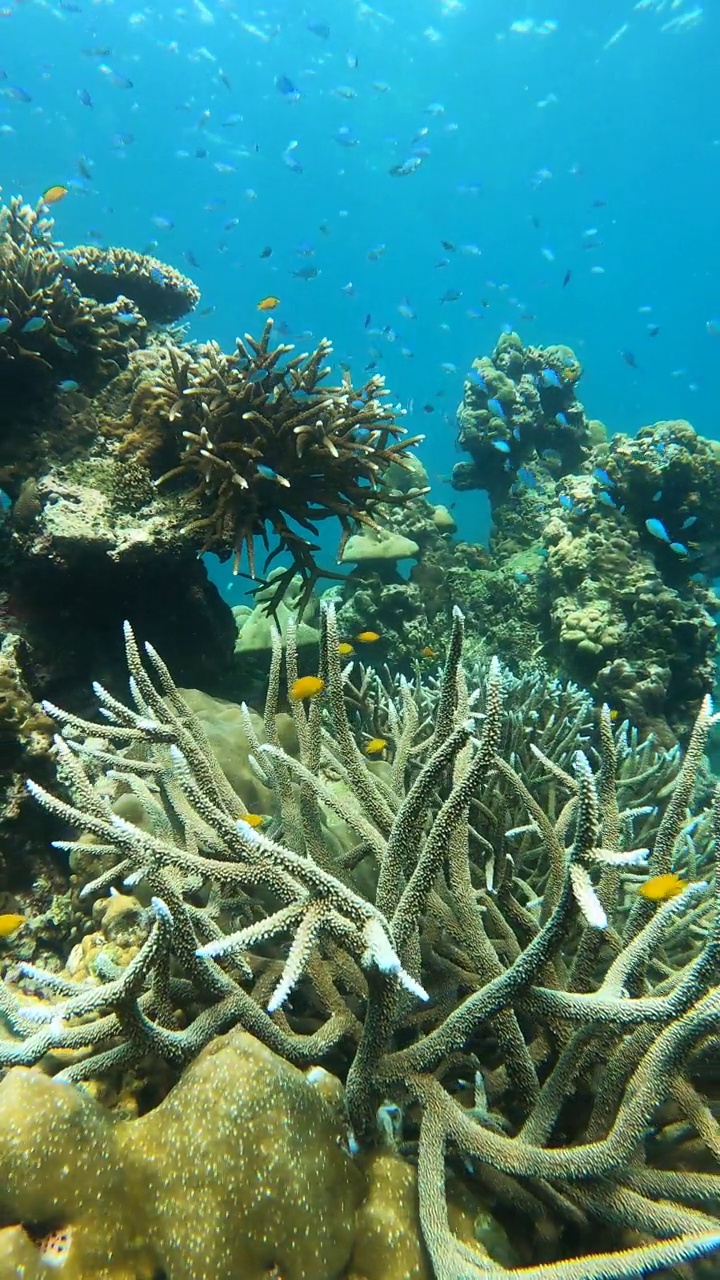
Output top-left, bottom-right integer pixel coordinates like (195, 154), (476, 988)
(341, 527), (420, 564)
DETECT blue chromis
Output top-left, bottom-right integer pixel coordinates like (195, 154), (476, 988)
(492, 439), (510, 454)
(257, 464), (290, 487)
(597, 490), (617, 508)
(21, 316), (47, 333)
(592, 468), (614, 488)
(0, 317), (10, 334)
(645, 517), (670, 543)
(57, 379), (79, 392)
(487, 397), (505, 418)
(540, 368), (562, 388)
(669, 542), (689, 557)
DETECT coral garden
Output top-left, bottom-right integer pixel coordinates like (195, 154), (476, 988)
(2, 190), (720, 1279)
(1, 612), (720, 1279)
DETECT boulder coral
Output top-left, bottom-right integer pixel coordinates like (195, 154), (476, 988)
(0, 1029), (364, 1280)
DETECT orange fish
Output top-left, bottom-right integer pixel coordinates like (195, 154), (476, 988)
(0, 913), (26, 938)
(337, 642), (355, 656)
(289, 675), (325, 702)
(420, 646), (436, 659)
(240, 813), (267, 828)
(257, 295), (280, 312)
(364, 737), (387, 755)
(41, 185), (69, 206)
(637, 873), (688, 903)
(355, 630), (380, 643)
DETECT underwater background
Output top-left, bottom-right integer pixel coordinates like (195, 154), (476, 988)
(1, 0), (715, 582)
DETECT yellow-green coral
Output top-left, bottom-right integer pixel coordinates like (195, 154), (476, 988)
(0, 1029), (364, 1280)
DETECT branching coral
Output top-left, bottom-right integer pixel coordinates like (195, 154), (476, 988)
(143, 320), (426, 611)
(2, 610), (720, 1278)
(61, 245), (200, 324)
(0, 194), (152, 414)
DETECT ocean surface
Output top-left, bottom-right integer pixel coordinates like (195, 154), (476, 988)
(0, 0), (714, 591)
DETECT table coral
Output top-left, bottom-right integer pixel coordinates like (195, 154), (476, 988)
(61, 245), (199, 324)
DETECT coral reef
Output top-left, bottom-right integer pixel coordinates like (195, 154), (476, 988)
(0, 194), (160, 425)
(448, 334), (720, 741)
(0, 1029), (364, 1280)
(61, 244), (199, 324)
(2, 611), (720, 1278)
(145, 321), (426, 612)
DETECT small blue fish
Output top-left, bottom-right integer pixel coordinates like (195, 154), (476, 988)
(350, 399), (365, 409)
(669, 542), (689, 557)
(512, 427), (522, 441)
(351, 428), (371, 443)
(276, 74), (299, 99)
(540, 368), (561, 388)
(57, 379), (79, 392)
(150, 266), (164, 284)
(257, 463), (290, 487)
(559, 494), (574, 511)
(466, 369), (486, 389)
(0, 317), (11, 334)
(555, 412), (569, 426)
(52, 336), (77, 353)
(652, 489), (663, 502)
(246, 369), (268, 383)
(514, 571), (530, 583)
(681, 516), (697, 529)
(492, 439), (511, 454)
(592, 468), (614, 488)
(115, 312), (139, 326)
(597, 490), (617, 509)
(21, 317), (47, 333)
(516, 466), (536, 488)
(487, 397), (505, 419)
(645, 517), (671, 543)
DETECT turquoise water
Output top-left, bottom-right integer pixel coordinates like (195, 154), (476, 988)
(2, 0), (715, 569)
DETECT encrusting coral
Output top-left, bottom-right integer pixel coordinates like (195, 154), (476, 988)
(2, 608), (720, 1278)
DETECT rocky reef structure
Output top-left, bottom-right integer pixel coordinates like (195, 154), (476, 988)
(2, 610), (720, 1278)
(444, 333), (719, 743)
(0, 192), (424, 859)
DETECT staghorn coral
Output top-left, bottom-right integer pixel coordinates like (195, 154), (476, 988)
(61, 244), (200, 325)
(1, 611), (720, 1277)
(144, 321), (426, 612)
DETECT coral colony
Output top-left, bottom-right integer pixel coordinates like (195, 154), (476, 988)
(1, 193), (720, 1278)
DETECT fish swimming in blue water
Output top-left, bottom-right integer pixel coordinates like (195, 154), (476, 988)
(645, 517), (671, 543)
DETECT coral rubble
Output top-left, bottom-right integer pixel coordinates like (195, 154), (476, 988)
(1, 611), (719, 1278)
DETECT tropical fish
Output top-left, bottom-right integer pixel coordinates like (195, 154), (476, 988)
(645, 517), (671, 543)
(257, 295), (280, 311)
(21, 317), (47, 333)
(540, 368), (561, 388)
(0, 913), (25, 938)
(57, 380), (79, 392)
(337, 642), (355, 656)
(592, 468), (614, 487)
(637, 872), (688, 902)
(289, 675), (325, 702)
(492, 439), (510, 454)
(42, 185), (69, 205)
(364, 738), (387, 755)
(355, 630), (380, 643)
(420, 646), (436, 658)
(487, 397), (506, 419)
(240, 813), (267, 828)
(0, 317), (11, 334)
(256, 464), (290, 486)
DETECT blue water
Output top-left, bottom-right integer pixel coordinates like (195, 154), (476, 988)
(2, 0), (715, 589)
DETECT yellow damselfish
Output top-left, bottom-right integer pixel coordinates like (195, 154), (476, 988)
(637, 872), (688, 902)
(337, 642), (355, 656)
(355, 630), (380, 643)
(0, 913), (26, 938)
(289, 675), (325, 702)
(240, 813), (266, 828)
(364, 738), (387, 755)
